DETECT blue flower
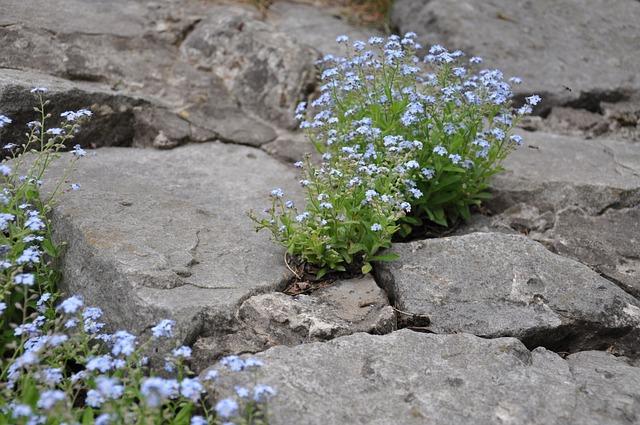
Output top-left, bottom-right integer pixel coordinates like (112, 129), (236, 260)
(14, 273), (35, 286)
(215, 398), (239, 418)
(220, 355), (245, 372)
(270, 188), (284, 198)
(141, 377), (179, 407)
(58, 295), (83, 314)
(37, 390), (65, 410)
(86, 355), (114, 372)
(433, 145), (447, 156)
(30, 87), (48, 94)
(510, 134), (523, 145)
(172, 345), (192, 359)
(370, 223), (382, 232)
(526, 94), (542, 105)
(151, 319), (175, 339)
(449, 154), (462, 164)
(112, 331), (136, 356)
(0, 114), (12, 128)
(180, 378), (203, 401)
(46, 128), (64, 136)
(336, 35), (349, 43)
(191, 416), (207, 425)
(253, 384), (276, 402)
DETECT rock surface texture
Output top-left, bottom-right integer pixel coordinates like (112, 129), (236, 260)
(42, 143), (303, 342)
(210, 330), (640, 425)
(375, 233), (640, 358)
(391, 0), (640, 141)
(2, 0), (639, 423)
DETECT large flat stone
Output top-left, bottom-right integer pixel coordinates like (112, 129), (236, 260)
(42, 143), (302, 342)
(210, 330), (640, 425)
(391, 0), (640, 110)
(375, 233), (640, 357)
(490, 131), (640, 214)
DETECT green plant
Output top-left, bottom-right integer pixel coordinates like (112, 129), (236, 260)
(306, 34), (537, 231)
(0, 92), (276, 425)
(254, 33), (537, 275)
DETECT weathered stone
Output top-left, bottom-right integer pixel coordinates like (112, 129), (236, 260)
(490, 131), (640, 214)
(261, 130), (317, 163)
(541, 207), (640, 298)
(266, 2), (382, 57)
(0, 69), (145, 148)
(180, 6), (317, 129)
(41, 143), (303, 343)
(375, 233), (640, 357)
(391, 0), (640, 111)
(208, 330), (640, 425)
(0, 1), (300, 146)
(191, 276), (394, 370)
(544, 107), (610, 138)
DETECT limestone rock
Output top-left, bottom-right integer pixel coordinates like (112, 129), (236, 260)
(208, 330), (640, 425)
(191, 276), (394, 370)
(266, 2), (382, 57)
(180, 6), (317, 129)
(375, 233), (640, 357)
(41, 143), (303, 342)
(490, 131), (640, 214)
(391, 0), (640, 111)
(542, 207), (640, 298)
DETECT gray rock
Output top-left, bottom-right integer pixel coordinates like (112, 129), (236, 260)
(490, 131), (640, 214)
(191, 275), (394, 370)
(41, 142), (303, 342)
(0, 69), (144, 148)
(374, 233), (640, 357)
(180, 6), (317, 129)
(261, 130), (317, 163)
(0, 1), (303, 146)
(391, 0), (640, 110)
(208, 330), (640, 425)
(266, 2), (382, 57)
(541, 207), (640, 298)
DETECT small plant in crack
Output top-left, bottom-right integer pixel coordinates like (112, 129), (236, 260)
(252, 32), (539, 278)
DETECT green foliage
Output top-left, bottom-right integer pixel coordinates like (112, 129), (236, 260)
(253, 33), (536, 275)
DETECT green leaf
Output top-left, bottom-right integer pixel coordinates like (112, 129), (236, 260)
(173, 404), (192, 425)
(82, 408), (95, 425)
(369, 252), (400, 262)
(361, 263), (373, 274)
(42, 238), (58, 257)
(316, 268), (328, 279)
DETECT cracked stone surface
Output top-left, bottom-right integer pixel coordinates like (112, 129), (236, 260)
(266, 1), (382, 57)
(0, 0), (316, 147)
(375, 233), (640, 358)
(41, 142), (303, 342)
(488, 131), (640, 214)
(209, 330), (640, 425)
(391, 0), (640, 111)
(191, 275), (394, 370)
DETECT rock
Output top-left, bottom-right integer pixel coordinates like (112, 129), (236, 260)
(391, 0), (640, 111)
(544, 107), (610, 138)
(490, 131), (640, 214)
(266, 2), (382, 57)
(541, 207), (640, 298)
(0, 0), (307, 146)
(261, 130), (318, 163)
(374, 233), (640, 357)
(191, 276), (394, 370)
(41, 142), (303, 343)
(0, 69), (145, 148)
(180, 6), (317, 129)
(208, 330), (640, 425)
